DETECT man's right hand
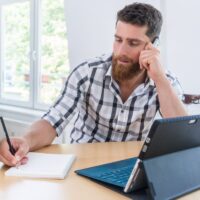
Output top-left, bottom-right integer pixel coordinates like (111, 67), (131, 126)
(0, 137), (29, 166)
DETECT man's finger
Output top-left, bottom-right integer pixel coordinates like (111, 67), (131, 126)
(144, 42), (153, 50)
(0, 154), (16, 166)
(0, 142), (17, 164)
(20, 157), (28, 165)
(15, 146), (28, 161)
(140, 58), (150, 70)
(140, 52), (156, 61)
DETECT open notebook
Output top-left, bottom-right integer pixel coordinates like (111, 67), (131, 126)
(5, 152), (76, 179)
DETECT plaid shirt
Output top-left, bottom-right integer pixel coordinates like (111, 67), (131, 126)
(43, 54), (183, 143)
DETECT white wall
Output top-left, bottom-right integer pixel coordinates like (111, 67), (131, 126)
(163, 0), (200, 113)
(164, 0), (200, 94)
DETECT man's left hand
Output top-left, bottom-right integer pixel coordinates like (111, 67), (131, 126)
(139, 42), (166, 84)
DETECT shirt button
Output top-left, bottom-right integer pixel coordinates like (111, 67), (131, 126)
(121, 110), (124, 113)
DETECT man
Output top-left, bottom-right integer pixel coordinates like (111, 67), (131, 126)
(0, 3), (187, 166)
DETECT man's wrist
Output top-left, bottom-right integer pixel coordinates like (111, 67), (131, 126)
(154, 74), (169, 87)
(23, 134), (32, 151)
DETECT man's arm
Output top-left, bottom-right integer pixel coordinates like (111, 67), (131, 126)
(24, 119), (57, 152)
(139, 42), (187, 117)
(154, 75), (187, 117)
(0, 119), (56, 166)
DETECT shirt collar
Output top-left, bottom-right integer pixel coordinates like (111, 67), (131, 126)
(105, 62), (112, 78)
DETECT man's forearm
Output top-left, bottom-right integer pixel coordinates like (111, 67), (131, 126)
(23, 119), (57, 151)
(155, 76), (188, 118)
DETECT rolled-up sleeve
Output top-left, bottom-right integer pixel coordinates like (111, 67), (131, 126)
(42, 63), (88, 136)
(166, 70), (184, 100)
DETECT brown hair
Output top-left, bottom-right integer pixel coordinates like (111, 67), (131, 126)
(117, 3), (163, 40)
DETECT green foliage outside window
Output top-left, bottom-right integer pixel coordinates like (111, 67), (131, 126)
(3, 0), (70, 106)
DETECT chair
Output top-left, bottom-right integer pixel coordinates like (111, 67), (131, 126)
(182, 94), (200, 104)
(182, 94), (200, 115)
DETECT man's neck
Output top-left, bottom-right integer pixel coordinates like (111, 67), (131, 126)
(119, 69), (146, 88)
(118, 70), (147, 103)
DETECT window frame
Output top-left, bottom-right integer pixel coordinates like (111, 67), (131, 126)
(0, 0), (32, 108)
(0, 0), (67, 111)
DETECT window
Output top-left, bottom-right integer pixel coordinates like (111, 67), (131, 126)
(0, 1), (30, 104)
(0, 0), (69, 110)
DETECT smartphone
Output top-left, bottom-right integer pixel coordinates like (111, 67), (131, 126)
(152, 37), (159, 48)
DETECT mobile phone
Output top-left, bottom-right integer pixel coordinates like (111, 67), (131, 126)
(152, 37), (159, 48)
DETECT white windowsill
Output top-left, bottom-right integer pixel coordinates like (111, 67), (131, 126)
(0, 104), (46, 123)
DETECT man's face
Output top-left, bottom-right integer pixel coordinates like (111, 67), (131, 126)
(112, 20), (150, 82)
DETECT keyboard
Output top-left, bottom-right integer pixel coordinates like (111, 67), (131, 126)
(75, 157), (137, 188)
(97, 165), (133, 186)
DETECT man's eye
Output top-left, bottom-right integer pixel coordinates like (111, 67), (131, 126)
(129, 42), (140, 47)
(115, 38), (122, 42)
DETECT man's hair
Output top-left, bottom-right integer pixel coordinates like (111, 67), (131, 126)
(117, 3), (163, 40)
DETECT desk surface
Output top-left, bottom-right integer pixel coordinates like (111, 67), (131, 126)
(0, 141), (199, 200)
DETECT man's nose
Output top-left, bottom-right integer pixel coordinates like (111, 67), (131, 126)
(117, 43), (129, 56)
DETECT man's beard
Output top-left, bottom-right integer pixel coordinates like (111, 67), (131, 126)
(112, 54), (143, 82)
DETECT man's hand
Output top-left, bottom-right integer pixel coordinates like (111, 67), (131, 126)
(139, 42), (166, 84)
(0, 137), (29, 166)
(138, 42), (187, 117)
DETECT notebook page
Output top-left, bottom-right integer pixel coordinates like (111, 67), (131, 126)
(5, 152), (76, 179)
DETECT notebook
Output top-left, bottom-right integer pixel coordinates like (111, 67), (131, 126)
(5, 152), (76, 179)
(75, 115), (200, 193)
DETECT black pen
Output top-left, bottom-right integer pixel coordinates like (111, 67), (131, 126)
(0, 117), (16, 156)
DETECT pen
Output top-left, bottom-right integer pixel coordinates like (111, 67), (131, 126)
(0, 116), (16, 156)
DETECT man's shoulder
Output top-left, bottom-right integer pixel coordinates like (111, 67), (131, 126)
(87, 53), (112, 69)
(69, 53), (112, 83)
(74, 53), (112, 71)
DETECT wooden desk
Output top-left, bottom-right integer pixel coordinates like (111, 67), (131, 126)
(0, 141), (199, 200)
